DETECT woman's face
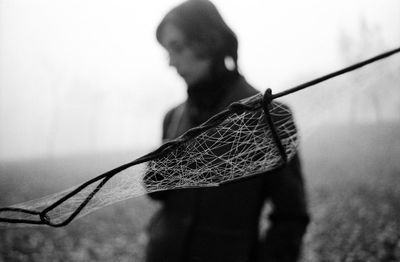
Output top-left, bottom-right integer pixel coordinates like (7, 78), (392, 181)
(160, 23), (212, 86)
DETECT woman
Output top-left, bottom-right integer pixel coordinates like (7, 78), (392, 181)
(145, 1), (309, 261)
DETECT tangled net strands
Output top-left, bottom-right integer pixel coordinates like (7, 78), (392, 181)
(0, 46), (399, 228)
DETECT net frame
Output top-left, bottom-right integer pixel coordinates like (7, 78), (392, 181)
(0, 46), (399, 227)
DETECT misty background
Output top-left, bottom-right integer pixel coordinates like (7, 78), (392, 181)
(1, 1), (400, 261)
(1, 0), (399, 161)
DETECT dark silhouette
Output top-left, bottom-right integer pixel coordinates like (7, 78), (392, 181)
(145, 1), (309, 261)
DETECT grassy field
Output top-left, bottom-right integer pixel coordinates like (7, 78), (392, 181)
(1, 123), (399, 261)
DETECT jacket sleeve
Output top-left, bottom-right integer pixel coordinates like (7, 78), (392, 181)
(258, 154), (310, 262)
(144, 109), (177, 201)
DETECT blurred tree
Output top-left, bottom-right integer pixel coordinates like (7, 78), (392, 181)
(339, 18), (400, 123)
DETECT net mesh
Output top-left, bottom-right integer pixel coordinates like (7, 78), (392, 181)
(144, 95), (297, 191)
(0, 93), (298, 227)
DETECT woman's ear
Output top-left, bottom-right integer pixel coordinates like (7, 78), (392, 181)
(224, 56), (236, 71)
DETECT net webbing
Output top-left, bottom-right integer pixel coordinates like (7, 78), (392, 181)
(0, 46), (399, 227)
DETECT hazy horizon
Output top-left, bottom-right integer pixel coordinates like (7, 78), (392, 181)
(1, 0), (399, 161)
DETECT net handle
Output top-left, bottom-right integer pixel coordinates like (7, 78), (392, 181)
(0, 46), (399, 227)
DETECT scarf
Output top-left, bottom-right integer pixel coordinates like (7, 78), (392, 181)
(186, 70), (240, 126)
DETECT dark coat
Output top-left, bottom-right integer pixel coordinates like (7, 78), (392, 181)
(145, 76), (309, 262)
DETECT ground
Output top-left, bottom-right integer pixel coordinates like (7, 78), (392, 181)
(0, 123), (399, 261)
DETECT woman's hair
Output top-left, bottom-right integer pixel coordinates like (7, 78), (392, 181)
(156, 0), (239, 72)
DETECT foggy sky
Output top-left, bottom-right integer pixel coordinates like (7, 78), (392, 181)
(1, 0), (399, 160)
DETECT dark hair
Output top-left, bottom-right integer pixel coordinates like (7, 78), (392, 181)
(156, 0), (239, 71)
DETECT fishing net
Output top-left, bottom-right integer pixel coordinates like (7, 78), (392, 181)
(0, 47), (399, 227)
(0, 92), (297, 227)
